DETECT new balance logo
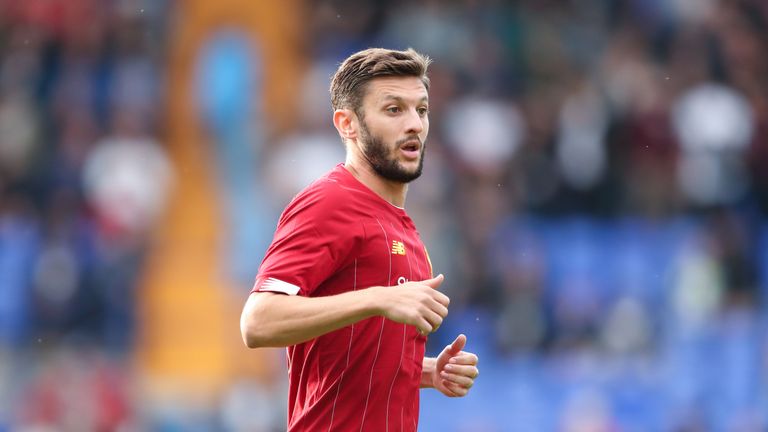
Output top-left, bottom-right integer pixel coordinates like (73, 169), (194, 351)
(391, 240), (406, 255)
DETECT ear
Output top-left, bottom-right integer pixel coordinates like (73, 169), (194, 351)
(333, 109), (358, 141)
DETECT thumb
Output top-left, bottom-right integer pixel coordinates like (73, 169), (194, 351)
(422, 273), (444, 289)
(446, 334), (466, 355)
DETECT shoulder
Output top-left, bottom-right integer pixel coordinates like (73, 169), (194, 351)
(285, 177), (349, 217)
(278, 168), (364, 229)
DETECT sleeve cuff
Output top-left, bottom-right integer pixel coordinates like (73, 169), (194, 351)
(253, 277), (301, 295)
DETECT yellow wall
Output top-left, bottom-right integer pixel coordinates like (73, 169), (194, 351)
(136, 0), (304, 401)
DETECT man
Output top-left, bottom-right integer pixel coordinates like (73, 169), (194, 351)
(240, 48), (479, 431)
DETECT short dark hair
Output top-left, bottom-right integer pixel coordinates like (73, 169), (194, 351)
(330, 48), (432, 116)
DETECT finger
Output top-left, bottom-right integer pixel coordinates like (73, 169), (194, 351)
(445, 364), (479, 379)
(423, 309), (443, 332)
(429, 300), (448, 319)
(439, 371), (475, 388)
(422, 273), (444, 290)
(446, 334), (466, 355)
(441, 380), (469, 397)
(448, 352), (479, 366)
(434, 293), (450, 309)
(415, 319), (432, 336)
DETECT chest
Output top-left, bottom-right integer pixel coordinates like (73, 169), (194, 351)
(355, 215), (432, 287)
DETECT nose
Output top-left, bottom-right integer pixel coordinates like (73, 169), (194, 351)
(404, 108), (425, 135)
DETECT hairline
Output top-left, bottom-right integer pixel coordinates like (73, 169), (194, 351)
(331, 48), (431, 111)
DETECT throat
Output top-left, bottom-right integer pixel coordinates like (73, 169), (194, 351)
(344, 159), (408, 208)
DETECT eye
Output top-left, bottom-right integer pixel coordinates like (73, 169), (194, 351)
(386, 106), (401, 114)
(417, 107), (429, 116)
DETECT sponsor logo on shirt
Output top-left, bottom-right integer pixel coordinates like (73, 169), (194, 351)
(391, 240), (406, 256)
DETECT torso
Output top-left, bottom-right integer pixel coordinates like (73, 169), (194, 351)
(257, 165), (432, 431)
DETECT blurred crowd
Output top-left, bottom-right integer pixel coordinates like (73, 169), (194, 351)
(1, 0), (768, 430)
(0, 0), (171, 429)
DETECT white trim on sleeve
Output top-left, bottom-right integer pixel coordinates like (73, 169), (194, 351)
(258, 277), (301, 295)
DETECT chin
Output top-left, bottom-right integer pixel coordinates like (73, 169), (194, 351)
(400, 167), (424, 183)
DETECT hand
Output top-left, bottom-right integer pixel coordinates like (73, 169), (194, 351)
(432, 334), (479, 397)
(375, 274), (449, 335)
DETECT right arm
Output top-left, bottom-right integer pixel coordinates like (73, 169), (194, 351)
(240, 274), (448, 348)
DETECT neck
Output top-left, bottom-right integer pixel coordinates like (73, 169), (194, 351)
(344, 153), (408, 208)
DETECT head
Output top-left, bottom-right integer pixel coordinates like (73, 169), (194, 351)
(330, 48), (432, 183)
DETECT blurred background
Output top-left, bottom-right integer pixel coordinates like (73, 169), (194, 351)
(1, 0), (767, 430)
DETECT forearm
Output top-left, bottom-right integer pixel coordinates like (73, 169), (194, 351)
(240, 289), (380, 348)
(420, 356), (436, 388)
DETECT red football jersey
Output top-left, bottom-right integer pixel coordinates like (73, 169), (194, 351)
(252, 164), (434, 431)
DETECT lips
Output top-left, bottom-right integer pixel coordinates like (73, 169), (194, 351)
(399, 140), (421, 159)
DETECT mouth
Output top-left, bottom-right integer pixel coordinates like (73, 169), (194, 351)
(399, 139), (421, 160)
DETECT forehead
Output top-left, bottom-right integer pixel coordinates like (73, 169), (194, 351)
(363, 76), (428, 104)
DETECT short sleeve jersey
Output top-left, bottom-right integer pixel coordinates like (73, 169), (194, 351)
(252, 164), (434, 432)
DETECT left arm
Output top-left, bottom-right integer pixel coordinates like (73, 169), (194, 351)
(420, 334), (479, 397)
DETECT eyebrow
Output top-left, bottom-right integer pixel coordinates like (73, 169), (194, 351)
(380, 94), (429, 104)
